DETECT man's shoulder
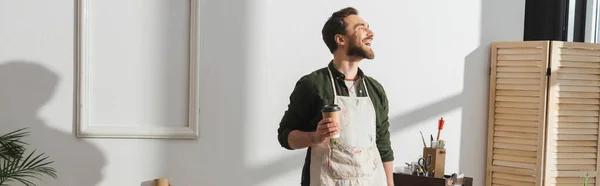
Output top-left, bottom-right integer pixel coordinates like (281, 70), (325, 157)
(295, 67), (329, 85)
(363, 75), (386, 93)
(290, 67), (330, 95)
(363, 75), (389, 108)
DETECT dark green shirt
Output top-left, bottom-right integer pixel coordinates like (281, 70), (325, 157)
(277, 61), (394, 186)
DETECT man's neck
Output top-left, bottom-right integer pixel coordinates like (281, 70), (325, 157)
(332, 55), (361, 80)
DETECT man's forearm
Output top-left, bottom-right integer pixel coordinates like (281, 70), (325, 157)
(383, 161), (394, 186)
(288, 130), (316, 149)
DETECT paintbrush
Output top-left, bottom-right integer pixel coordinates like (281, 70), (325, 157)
(437, 117), (445, 140)
(420, 131), (427, 148)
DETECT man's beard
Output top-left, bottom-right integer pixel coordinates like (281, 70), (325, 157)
(346, 41), (374, 59)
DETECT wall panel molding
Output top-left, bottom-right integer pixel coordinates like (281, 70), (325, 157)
(75, 0), (200, 139)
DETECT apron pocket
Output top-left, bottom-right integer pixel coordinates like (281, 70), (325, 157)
(325, 144), (378, 180)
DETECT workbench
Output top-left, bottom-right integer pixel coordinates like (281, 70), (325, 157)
(393, 173), (473, 186)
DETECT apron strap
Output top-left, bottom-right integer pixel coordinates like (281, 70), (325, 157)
(327, 66), (371, 98)
(362, 77), (370, 97)
(327, 67), (338, 100)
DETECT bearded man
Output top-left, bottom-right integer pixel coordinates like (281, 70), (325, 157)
(277, 7), (395, 186)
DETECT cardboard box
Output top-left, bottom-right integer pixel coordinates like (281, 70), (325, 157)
(423, 147), (446, 178)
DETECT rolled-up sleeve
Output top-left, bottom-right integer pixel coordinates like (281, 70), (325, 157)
(376, 89), (394, 162)
(278, 76), (315, 150)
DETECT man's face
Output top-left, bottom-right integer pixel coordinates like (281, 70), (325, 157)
(342, 15), (375, 59)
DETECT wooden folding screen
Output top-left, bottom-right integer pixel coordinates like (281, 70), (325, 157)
(487, 41), (600, 186)
(545, 41), (600, 186)
(487, 41), (550, 186)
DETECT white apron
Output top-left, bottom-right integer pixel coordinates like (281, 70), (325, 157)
(309, 68), (387, 186)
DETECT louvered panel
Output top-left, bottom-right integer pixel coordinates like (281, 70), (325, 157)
(495, 125), (538, 133)
(497, 90), (542, 97)
(556, 92), (600, 99)
(495, 108), (540, 115)
(497, 60), (543, 67)
(561, 48), (600, 56)
(498, 72), (543, 79)
(493, 151), (537, 162)
(557, 98), (600, 105)
(498, 55), (543, 61)
(495, 119), (539, 127)
(496, 102), (540, 109)
(547, 177), (596, 184)
(494, 137), (539, 145)
(550, 153), (598, 159)
(557, 73), (600, 81)
(557, 104), (600, 110)
(556, 110), (600, 116)
(498, 66), (543, 72)
(495, 131), (538, 139)
(496, 96), (542, 103)
(557, 79), (600, 86)
(556, 128), (598, 134)
(559, 61), (600, 68)
(487, 41), (549, 186)
(558, 67), (600, 74)
(545, 41), (600, 186)
(556, 117), (599, 123)
(552, 134), (598, 141)
(497, 48), (545, 55)
(554, 86), (600, 92)
(495, 114), (540, 121)
(556, 123), (599, 128)
(497, 78), (541, 84)
(548, 171), (598, 179)
(556, 55), (600, 62)
(497, 84), (543, 90)
(548, 164), (597, 170)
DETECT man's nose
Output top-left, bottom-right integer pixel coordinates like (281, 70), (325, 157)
(367, 28), (374, 37)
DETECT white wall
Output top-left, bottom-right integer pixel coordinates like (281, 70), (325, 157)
(0, 0), (524, 185)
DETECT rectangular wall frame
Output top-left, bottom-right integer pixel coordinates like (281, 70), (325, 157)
(75, 0), (200, 139)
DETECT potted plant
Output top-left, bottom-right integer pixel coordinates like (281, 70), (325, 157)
(0, 128), (57, 185)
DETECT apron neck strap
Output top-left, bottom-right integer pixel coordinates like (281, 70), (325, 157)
(327, 67), (371, 98)
(327, 67), (338, 97)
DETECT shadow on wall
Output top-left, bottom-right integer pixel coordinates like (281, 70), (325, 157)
(459, 39), (489, 184)
(212, 0), (518, 185)
(460, 0), (524, 185)
(385, 40), (488, 186)
(0, 61), (106, 186)
(250, 42), (490, 184)
(389, 0), (518, 185)
(161, 0), (251, 185)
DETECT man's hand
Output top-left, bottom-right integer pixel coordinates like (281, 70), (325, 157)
(314, 118), (339, 143)
(287, 118), (339, 149)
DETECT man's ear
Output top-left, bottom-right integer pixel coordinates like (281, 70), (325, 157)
(334, 34), (345, 46)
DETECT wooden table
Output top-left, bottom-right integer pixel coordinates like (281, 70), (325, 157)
(393, 173), (473, 186)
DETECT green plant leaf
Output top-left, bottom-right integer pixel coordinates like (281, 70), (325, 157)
(0, 128), (57, 186)
(0, 128), (29, 160)
(0, 150), (57, 185)
(585, 172), (589, 186)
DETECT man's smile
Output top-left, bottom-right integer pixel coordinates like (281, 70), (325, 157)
(363, 38), (372, 46)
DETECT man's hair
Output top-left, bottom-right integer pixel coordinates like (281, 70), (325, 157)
(322, 7), (359, 54)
